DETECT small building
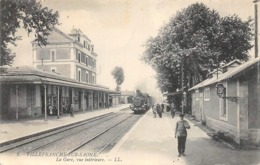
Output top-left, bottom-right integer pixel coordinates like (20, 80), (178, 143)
(120, 90), (135, 104)
(0, 66), (119, 120)
(189, 58), (260, 146)
(109, 93), (121, 106)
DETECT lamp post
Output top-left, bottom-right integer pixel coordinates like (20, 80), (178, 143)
(57, 86), (60, 119)
(254, 0), (260, 113)
(44, 85), (47, 121)
(182, 91), (186, 114)
(254, 0), (260, 58)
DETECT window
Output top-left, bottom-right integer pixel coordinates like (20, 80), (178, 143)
(204, 88), (210, 101)
(86, 71), (89, 83)
(93, 60), (96, 69)
(92, 74), (95, 84)
(221, 88), (227, 117)
(219, 83), (228, 121)
(78, 36), (80, 42)
(50, 49), (56, 61)
(78, 69), (81, 82)
(91, 45), (94, 52)
(195, 90), (199, 100)
(89, 58), (93, 67)
(86, 57), (88, 66)
(78, 52), (81, 63)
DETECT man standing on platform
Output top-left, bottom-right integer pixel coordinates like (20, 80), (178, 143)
(175, 113), (190, 157)
(156, 103), (162, 118)
(152, 104), (157, 118)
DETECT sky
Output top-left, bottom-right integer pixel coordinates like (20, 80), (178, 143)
(11, 0), (256, 102)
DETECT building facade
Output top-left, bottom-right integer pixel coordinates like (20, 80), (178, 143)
(0, 66), (119, 120)
(0, 27), (120, 120)
(32, 27), (97, 84)
(189, 58), (260, 146)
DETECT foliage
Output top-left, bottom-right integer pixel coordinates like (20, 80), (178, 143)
(0, 0), (59, 66)
(111, 66), (125, 91)
(142, 3), (253, 92)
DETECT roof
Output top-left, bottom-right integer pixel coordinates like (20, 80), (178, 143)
(207, 59), (242, 77)
(32, 27), (74, 44)
(163, 91), (183, 96)
(189, 58), (260, 91)
(120, 90), (135, 96)
(52, 27), (75, 42)
(69, 28), (91, 42)
(142, 93), (150, 97)
(31, 27), (97, 57)
(222, 59), (242, 68)
(0, 66), (118, 93)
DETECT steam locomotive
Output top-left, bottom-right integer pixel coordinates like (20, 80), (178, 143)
(130, 90), (151, 114)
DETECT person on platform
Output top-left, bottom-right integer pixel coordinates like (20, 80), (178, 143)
(161, 103), (164, 113)
(152, 104), (157, 118)
(175, 113), (190, 157)
(69, 103), (74, 117)
(156, 103), (162, 118)
(170, 103), (176, 118)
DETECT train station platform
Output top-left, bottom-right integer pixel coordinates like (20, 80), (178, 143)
(0, 104), (130, 145)
(108, 109), (260, 165)
(108, 109), (211, 165)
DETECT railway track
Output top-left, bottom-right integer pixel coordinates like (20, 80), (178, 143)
(1, 110), (142, 155)
(69, 114), (140, 154)
(0, 112), (123, 154)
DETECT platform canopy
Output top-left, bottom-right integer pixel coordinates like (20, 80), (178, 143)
(0, 66), (119, 94)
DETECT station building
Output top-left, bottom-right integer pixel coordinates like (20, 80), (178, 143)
(119, 90), (135, 104)
(0, 27), (120, 120)
(189, 58), (260, 146)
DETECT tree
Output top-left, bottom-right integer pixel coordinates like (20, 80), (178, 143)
(111, 66), (124, 91)
(142, 3), (253, 93)
(0, 0), (59, 66)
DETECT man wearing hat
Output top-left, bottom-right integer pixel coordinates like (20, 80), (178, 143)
(175, 113), (190, 157)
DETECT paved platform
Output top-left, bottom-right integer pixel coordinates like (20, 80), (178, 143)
(107, 109), (211, 165)
(0, 104), (130, 145)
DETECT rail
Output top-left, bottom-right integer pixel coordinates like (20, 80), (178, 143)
(67, 114), (133, 154)
(0, 113), (119, 154)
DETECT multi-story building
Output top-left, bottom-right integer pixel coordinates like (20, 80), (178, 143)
(32, 27), (97, 84)
(0, 27), (120, 120)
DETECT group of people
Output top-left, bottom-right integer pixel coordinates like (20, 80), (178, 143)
(152, 103), (164, 118)
(152, 103), (177, 118)
(61, 103), (74, 117)
(152, 102), (191, 157)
